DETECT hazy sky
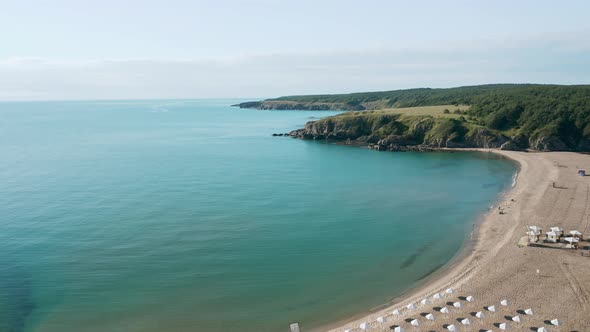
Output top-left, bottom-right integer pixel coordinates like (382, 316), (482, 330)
(1, 0), (589, 100)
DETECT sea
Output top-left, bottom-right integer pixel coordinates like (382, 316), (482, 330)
(0, 99), (516, 332)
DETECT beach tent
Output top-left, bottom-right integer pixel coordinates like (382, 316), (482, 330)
(550, 318), (559, 326)
(524, 308), (533, 315)
(499, 322), (509, 330)
(500, 299), (510, 306)
(425, 313), (435, 320)
(359, 322), (369, 330)
(406, 303), (416, 310)
(433, 292), (442, 299)
(440, 307), (450, 314)
(453, 301), (462, 308)
(565, 237), (580, 249)
(475, 311), (485, 318)
(511, 315), (521, 323)
(410, 319), (420, 326)
(546, 231), (558, 243)
(527, 231), (540, 242)
(445, 288), (454, 294)
(420, 298), (431, 305)
(446, 324), (457, 331)
(393, 327), (405, 332)
(460, 318), (470, 325)
(376, 316), (384, 323)
(487, 305), (496, 312)
(392, 309), (401, 315)
(529, 226), (542, 233)
(550, 227), (563, 236)
(466, 295), (474, 302)
(537, 327), (548, 332)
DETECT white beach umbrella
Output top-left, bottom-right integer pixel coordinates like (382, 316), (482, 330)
(499, 322), (509, 330)
(550, 318), (559, 326)
(466, 295), (474, 302)
(420, 298), (431, 305)
(475, 311), (485, 318)
(460, 318), (470, 325)
(392, 309), (401, 315)
(524, 308), (533, 315)
(487, 305), (496, 312)
(376, 316), (384, 323)
(529, 226), (542, 233)
(537, 327), (548, 332)
(453, 301), (462, 308)
(406, 303), (416, 310)
(500, 299), (510, 306)
(425, 313), (435, 320)
(446, 324), (457, 332)
(511, 315), (521, 323)
(445, 287), (454, 294)
(393, 327), (405, 332)
(410, 319), (420, 326)
(440, 306), (450, 314)
(359, 322), (369, 330)
(433, 292), (442, 300)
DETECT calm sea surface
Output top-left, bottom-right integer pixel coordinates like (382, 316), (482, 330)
(0, 100), (516, 332)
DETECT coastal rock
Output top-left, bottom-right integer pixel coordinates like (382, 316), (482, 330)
(529, 136), (568, 151)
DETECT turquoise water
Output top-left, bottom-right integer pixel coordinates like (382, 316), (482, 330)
(0, 100), (516, 332)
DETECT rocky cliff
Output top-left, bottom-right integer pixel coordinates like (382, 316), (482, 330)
(288, 112), (570, 151)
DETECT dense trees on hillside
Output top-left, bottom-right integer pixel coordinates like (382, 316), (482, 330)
(271, 84), (590, 151)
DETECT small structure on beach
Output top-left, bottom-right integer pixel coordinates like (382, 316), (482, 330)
(569, 230), (583, 239)
(565, 237), (580, 249)
(578, 169), (586, 176)
(550, 226), (564, 236)
(546, 231), (558, 243)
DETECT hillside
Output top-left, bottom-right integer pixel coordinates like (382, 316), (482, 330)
(239, 84), (590, 151)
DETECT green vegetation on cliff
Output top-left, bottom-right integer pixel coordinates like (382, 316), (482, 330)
(240, 84), (590, 151)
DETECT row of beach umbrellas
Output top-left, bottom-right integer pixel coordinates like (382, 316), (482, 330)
(347, 293), (560, 332)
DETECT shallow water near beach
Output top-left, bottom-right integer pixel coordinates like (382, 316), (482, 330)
(0, 100), (516, 332)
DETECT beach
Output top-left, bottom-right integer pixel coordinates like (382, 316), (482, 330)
(325, 151), (590, 332)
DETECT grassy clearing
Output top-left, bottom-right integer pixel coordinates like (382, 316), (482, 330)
(376, 104), (471, 118)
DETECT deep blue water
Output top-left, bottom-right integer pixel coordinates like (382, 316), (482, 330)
(0, 100), (516, 332)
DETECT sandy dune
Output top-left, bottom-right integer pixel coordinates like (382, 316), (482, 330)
(324, 151), (590, 332)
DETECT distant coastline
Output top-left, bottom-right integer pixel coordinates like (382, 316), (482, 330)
(237, 84), (590, 152)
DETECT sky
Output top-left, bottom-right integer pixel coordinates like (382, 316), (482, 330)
(1, 0), (589, 100)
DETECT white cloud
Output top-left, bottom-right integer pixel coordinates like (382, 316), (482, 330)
(0, 35), (589, 101)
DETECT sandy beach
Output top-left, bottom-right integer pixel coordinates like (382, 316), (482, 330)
(323, 151), (590, 332)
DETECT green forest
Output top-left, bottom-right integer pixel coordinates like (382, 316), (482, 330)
(241, 84), (590, 151)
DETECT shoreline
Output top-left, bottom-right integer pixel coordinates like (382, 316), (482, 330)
(311, 149), (519, 332)
(316, 150), (590, 331)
